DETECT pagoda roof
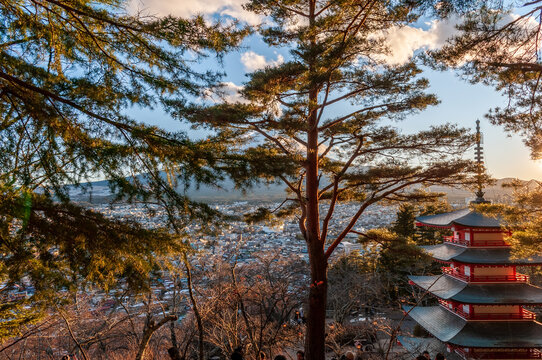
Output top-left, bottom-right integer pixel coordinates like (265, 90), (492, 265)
(397, 336), (463, 360)
(421, 243), (542, 265)
(409, 275), (542, 304)
(404, 305), (542, 348)
(416, 208), (501, 228)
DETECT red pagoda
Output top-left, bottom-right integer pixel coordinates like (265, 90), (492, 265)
(400, 121), (542, 360)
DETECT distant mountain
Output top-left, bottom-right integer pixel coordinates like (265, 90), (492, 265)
(67, 174), (536, 204)
(66, 174), (287, 203)
(430, 178), (536, 204)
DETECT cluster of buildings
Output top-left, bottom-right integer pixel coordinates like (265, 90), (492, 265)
(91, 201), (398, 261)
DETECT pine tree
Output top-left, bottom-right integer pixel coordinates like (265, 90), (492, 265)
(180, 1), (480, 357)
(428, 1), (542, 255)
(391, 204), (417, 238)
(0, 0), (245, 337)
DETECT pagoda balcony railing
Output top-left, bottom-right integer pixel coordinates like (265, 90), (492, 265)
(471, 239), (509, 247)
(441, 267), (529, 283)
(471, 308), (536, 321)
(471, 273), (530, 283)
(444, 236), (469, 246)
(441, 267), (470, 281)
(454, 347), (542, 359)
(439, 300), (536, 320)
(439, 299), (470, 319)
(443, 236), (509, 247)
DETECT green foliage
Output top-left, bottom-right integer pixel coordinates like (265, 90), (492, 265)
(391, 204), (417, 238)
(177, 0), (481, 352)
(0, 184), (190, 340)
(328, 251), (378, 277)
(0, 0), (246, 337)
(377, 235), (430, 279)
(429, 1), (542, 158)
(244, 207), (273, 224)
(360, 229), (432, 301)
(415, 200), (453, 246)
(392, 200), (452, 245)
(0, 0), (246, 201)
(355, 201), (453, 304)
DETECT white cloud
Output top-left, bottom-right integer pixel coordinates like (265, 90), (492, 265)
(378, 12), (540, 65)
(203, 82), (247, 104)
(375, 17), (462, 65)
(128, 0), (262, 25)
(204, 81), (284, 118)
(240, 51), (285, 72)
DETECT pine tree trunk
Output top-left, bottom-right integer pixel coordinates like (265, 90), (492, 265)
(136, 315), (177, 360)
(304, 244), (327, 360)
(304, 51), (327, 359)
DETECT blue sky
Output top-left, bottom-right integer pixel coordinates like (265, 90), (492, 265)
(128, 0), (542, 180)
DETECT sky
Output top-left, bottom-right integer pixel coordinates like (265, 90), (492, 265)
(127, 0), (542, 181)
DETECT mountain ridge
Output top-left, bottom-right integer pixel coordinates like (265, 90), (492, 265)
(67, 175), (534, 204)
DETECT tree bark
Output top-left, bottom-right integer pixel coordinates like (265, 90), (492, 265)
(135, 323), (154, 360)
(170, 275), (179, 350)
(135, 314), (177, 360)
(304, 0), (327, 354)
(183, 253), (205, 360)
(304, 243), (327, 360)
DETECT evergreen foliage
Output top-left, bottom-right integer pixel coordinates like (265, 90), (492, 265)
(475, 181), (542, 258)
(351, 202), (450, 304)
(391, 204), (418, 238)
(178, 0), (481, 357)
(0, 0), (245, 338)
(356, 228), (431, 304)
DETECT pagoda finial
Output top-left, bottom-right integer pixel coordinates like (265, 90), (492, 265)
(473, 119), (488, 204)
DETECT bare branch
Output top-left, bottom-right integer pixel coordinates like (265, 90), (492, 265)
(318, 102), (404, 131)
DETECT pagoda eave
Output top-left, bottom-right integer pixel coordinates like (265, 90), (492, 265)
(421, 244), (542, 265)
(404, 306), (542, 348)
(408, 275), (542, 305)
(397, 336), (464, 360)
(416, 208), (502, 229)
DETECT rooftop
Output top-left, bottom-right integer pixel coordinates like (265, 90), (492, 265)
(397, 336), (463, 360)
(409, 275), (542, 304)
(404, 305), (542, 348)
(420, 244), (542, 265)
(416, 208), (501, 228)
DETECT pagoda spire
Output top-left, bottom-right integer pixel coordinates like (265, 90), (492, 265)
(473, 119), (488, 204)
